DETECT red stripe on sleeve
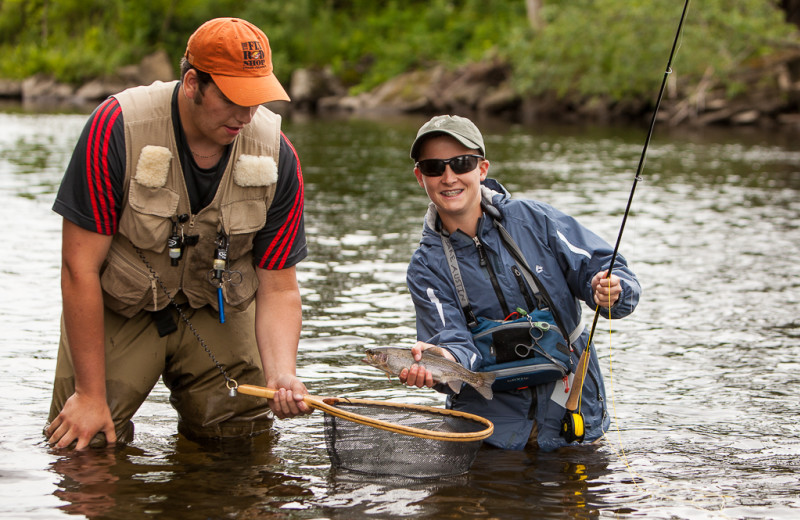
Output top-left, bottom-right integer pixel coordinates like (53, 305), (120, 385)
(85, 98), (121, 235)
(268, 184), (303, 269)
(100, 105), (122, 233)
(84, 103), (105, 233)
(259, 133), (304, 269)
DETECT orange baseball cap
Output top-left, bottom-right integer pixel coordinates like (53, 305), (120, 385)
(185, 17), (290, 106)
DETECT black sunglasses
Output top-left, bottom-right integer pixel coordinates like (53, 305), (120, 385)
(415, 154), (484, 177)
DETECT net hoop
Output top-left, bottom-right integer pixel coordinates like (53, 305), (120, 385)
(237, 384), (493, 442)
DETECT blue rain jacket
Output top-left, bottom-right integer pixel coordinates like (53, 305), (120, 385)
(406, 179), (641, 450)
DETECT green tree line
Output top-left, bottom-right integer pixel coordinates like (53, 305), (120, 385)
(0, 0), (797, 102)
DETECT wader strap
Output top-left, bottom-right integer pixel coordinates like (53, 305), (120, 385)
(569, 323), (584, 345)
(440, 235), (478, 329)
(439, 205), (584, 345)
(491, 208), (587, 342)
(494, 220), (547, 309)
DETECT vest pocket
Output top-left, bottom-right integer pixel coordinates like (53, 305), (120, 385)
(222, 257), (259, 310)
(122, 182), (180, 252)
(100, 247), (156, 317)
(221, 199), (267, 259)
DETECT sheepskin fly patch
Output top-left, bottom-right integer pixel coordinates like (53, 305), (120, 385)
(134, 146), (173, 188)
(233, 155), (278, 187)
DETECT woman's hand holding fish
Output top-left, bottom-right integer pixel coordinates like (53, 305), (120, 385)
(399, 341), (456, 389)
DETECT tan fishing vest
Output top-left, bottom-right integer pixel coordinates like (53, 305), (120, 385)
(100, 80), (281, 317)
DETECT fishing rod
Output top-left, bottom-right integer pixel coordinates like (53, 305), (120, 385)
(561, 0), (691, 443)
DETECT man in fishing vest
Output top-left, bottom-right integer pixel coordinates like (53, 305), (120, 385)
(398, 115), (642, 451)
(45, 17), (311, 450)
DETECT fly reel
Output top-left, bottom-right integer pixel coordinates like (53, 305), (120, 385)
(560, 411), (585, 443)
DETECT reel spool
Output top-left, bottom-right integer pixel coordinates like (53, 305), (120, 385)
(560, 411), (585, 443)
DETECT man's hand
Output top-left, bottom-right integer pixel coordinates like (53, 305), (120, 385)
(266, 373), (311, 419)
(44, 392), (117, 450)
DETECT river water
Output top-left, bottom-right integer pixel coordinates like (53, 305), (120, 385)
(1, 108), (798, 520)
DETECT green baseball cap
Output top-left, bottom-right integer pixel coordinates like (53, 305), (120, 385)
(409, 115), (485, 160)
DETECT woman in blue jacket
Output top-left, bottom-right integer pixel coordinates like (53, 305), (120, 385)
(398, 115), (641, 451)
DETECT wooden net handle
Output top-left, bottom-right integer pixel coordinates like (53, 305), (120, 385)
(236, 384), (494, 442)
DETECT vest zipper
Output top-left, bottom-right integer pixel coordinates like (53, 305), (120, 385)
(472, 235), (510, 317)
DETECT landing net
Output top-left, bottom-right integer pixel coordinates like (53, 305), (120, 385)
(322, 399), (489, 479)
(235, 385), (492, 479)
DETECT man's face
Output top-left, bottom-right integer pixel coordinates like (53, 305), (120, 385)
(183, 70), (258, 146)
(414, 135), (488, 233)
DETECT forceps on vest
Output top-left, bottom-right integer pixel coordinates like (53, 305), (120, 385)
(514, 321), (552, 358)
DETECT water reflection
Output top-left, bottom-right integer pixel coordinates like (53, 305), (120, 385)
(314, 446), (614, 518)
(49, 434), (319, 519)
(2, 111), (800, 519)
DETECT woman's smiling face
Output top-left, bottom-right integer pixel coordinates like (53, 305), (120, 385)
(414, 135), (489, 236)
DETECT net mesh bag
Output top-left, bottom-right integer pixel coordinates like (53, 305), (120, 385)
(234, 385), (492, 479)
(322, 400), (488, 479)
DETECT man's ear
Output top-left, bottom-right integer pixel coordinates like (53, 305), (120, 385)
(182, 68), (200, 101)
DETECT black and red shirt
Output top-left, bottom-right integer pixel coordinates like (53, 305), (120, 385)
(53, 89), (306, 270)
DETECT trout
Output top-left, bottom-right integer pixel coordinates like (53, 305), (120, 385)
(363, 347), (495, 400)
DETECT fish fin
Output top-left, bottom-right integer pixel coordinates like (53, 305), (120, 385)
(474, 384), (494, 401)
(427, 346), (446, 358)
(447, 380), (463, 394)
(471, 372), (496, 400)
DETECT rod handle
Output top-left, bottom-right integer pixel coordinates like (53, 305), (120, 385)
(565, 348), (590, 411)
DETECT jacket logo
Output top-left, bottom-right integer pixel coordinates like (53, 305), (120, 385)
(535, 265), (544, 274)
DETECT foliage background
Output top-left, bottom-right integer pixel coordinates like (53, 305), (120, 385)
(0, 0), (797, 103)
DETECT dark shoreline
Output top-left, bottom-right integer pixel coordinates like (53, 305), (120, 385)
(3, 49), (800, 131)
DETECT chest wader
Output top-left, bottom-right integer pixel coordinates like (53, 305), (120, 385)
(440, 206), (584, 393)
